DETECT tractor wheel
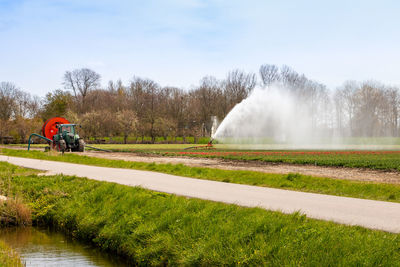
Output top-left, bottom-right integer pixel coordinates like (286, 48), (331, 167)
(59, 140), (67, 153)
(78, 139), (85, 152)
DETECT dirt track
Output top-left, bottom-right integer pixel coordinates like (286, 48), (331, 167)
(82, 151), (400, 184)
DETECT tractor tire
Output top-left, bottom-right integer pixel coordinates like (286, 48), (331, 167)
(78, 139), (85, 152)
(59, 140), (67, 153)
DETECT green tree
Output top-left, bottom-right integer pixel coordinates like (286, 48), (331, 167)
(41, 90), (73, 120)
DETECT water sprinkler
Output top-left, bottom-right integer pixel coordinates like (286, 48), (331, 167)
(184, 138), (215, 150)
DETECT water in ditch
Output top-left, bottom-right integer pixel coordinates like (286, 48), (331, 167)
(0, 227), (129, 266)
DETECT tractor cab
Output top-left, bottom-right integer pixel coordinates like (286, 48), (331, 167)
(57, 124), (77, 142)
(59, 124), (74, 134)
(58, 124), (76, 137)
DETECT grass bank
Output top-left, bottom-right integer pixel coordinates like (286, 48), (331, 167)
(2, 148), (400, 203)
(1, 149), (400, 202)
(0, 240), (24, 267)
(0, 163), (31, 267)
(0, 198), (32, 227)
(1, 161), (400, 265)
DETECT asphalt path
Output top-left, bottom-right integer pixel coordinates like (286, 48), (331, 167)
(2, 155), (400, 233)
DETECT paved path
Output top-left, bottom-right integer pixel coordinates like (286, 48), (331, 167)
(2, 155), (400, 233)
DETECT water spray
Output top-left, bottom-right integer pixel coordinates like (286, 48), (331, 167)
(213, 85), (334, 149)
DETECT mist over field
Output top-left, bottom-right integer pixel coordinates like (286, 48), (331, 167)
(212, 66), (400, 149)
(214, 85), (318, 144)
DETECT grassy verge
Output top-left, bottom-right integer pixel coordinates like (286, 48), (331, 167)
(0, 240), (24, 267)
(1, 161), (400, 265)
(0, 161), (34, 227)
(0, 160), (29, 267)
(2, 148), (400, 203)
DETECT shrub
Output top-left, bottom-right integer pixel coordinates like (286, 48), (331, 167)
(0, 198), (32, 226)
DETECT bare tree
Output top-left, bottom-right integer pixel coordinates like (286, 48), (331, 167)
(116, 109), (137, 144)
(333, 89), (345, 136)
(107, 79), (124, 95)
(191, 76), (223, 136)
(0, 81), (39, 119)
(14, 116), (42, 143)
(225, 70), (256, 105)
(128, 77), (160, 142)
(259, 64), (280, 86)
(384, 87), (400, 136)
(0, 82), (18, 120)
(0, 119), (10, 143)
(280, 65), (299, 85)
(63, 68), (101, 111)
(80, 111), (102, 140)
(333, 81), (357, 136)
(279, 65), (312, 93)
(13, 90), (40, 118)
(353, 81), (384, 137)
(154, 117), (175, 141)
(163, 87), (188, 139)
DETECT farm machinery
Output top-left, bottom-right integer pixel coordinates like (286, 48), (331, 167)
(28, 117), (85, 152)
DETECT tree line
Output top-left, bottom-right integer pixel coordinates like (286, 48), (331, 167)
(1, 64), (399, 144)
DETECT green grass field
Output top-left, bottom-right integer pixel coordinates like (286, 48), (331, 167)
(1, 161), (400, 265)
(2, 148), (400, 203)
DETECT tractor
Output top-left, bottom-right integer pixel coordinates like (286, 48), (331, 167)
(28, 117), (112, 153)
(52, 123), (85, 152)
(30, 117), (85, 152)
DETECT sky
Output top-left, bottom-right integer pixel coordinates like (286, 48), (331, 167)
(1, 0), (400, 96)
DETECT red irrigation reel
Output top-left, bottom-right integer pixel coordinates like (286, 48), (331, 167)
(42, 117), (70, 141)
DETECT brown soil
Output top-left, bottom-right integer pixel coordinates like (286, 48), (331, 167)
(82, 151), (400, 184)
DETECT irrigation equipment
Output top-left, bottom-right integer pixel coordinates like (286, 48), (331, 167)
(184, 139), (215, 150)
(27, 117), (85, 152)
(28, 117), (111, 153)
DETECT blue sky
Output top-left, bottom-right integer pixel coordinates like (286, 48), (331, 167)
(1, 0), (400, 96)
